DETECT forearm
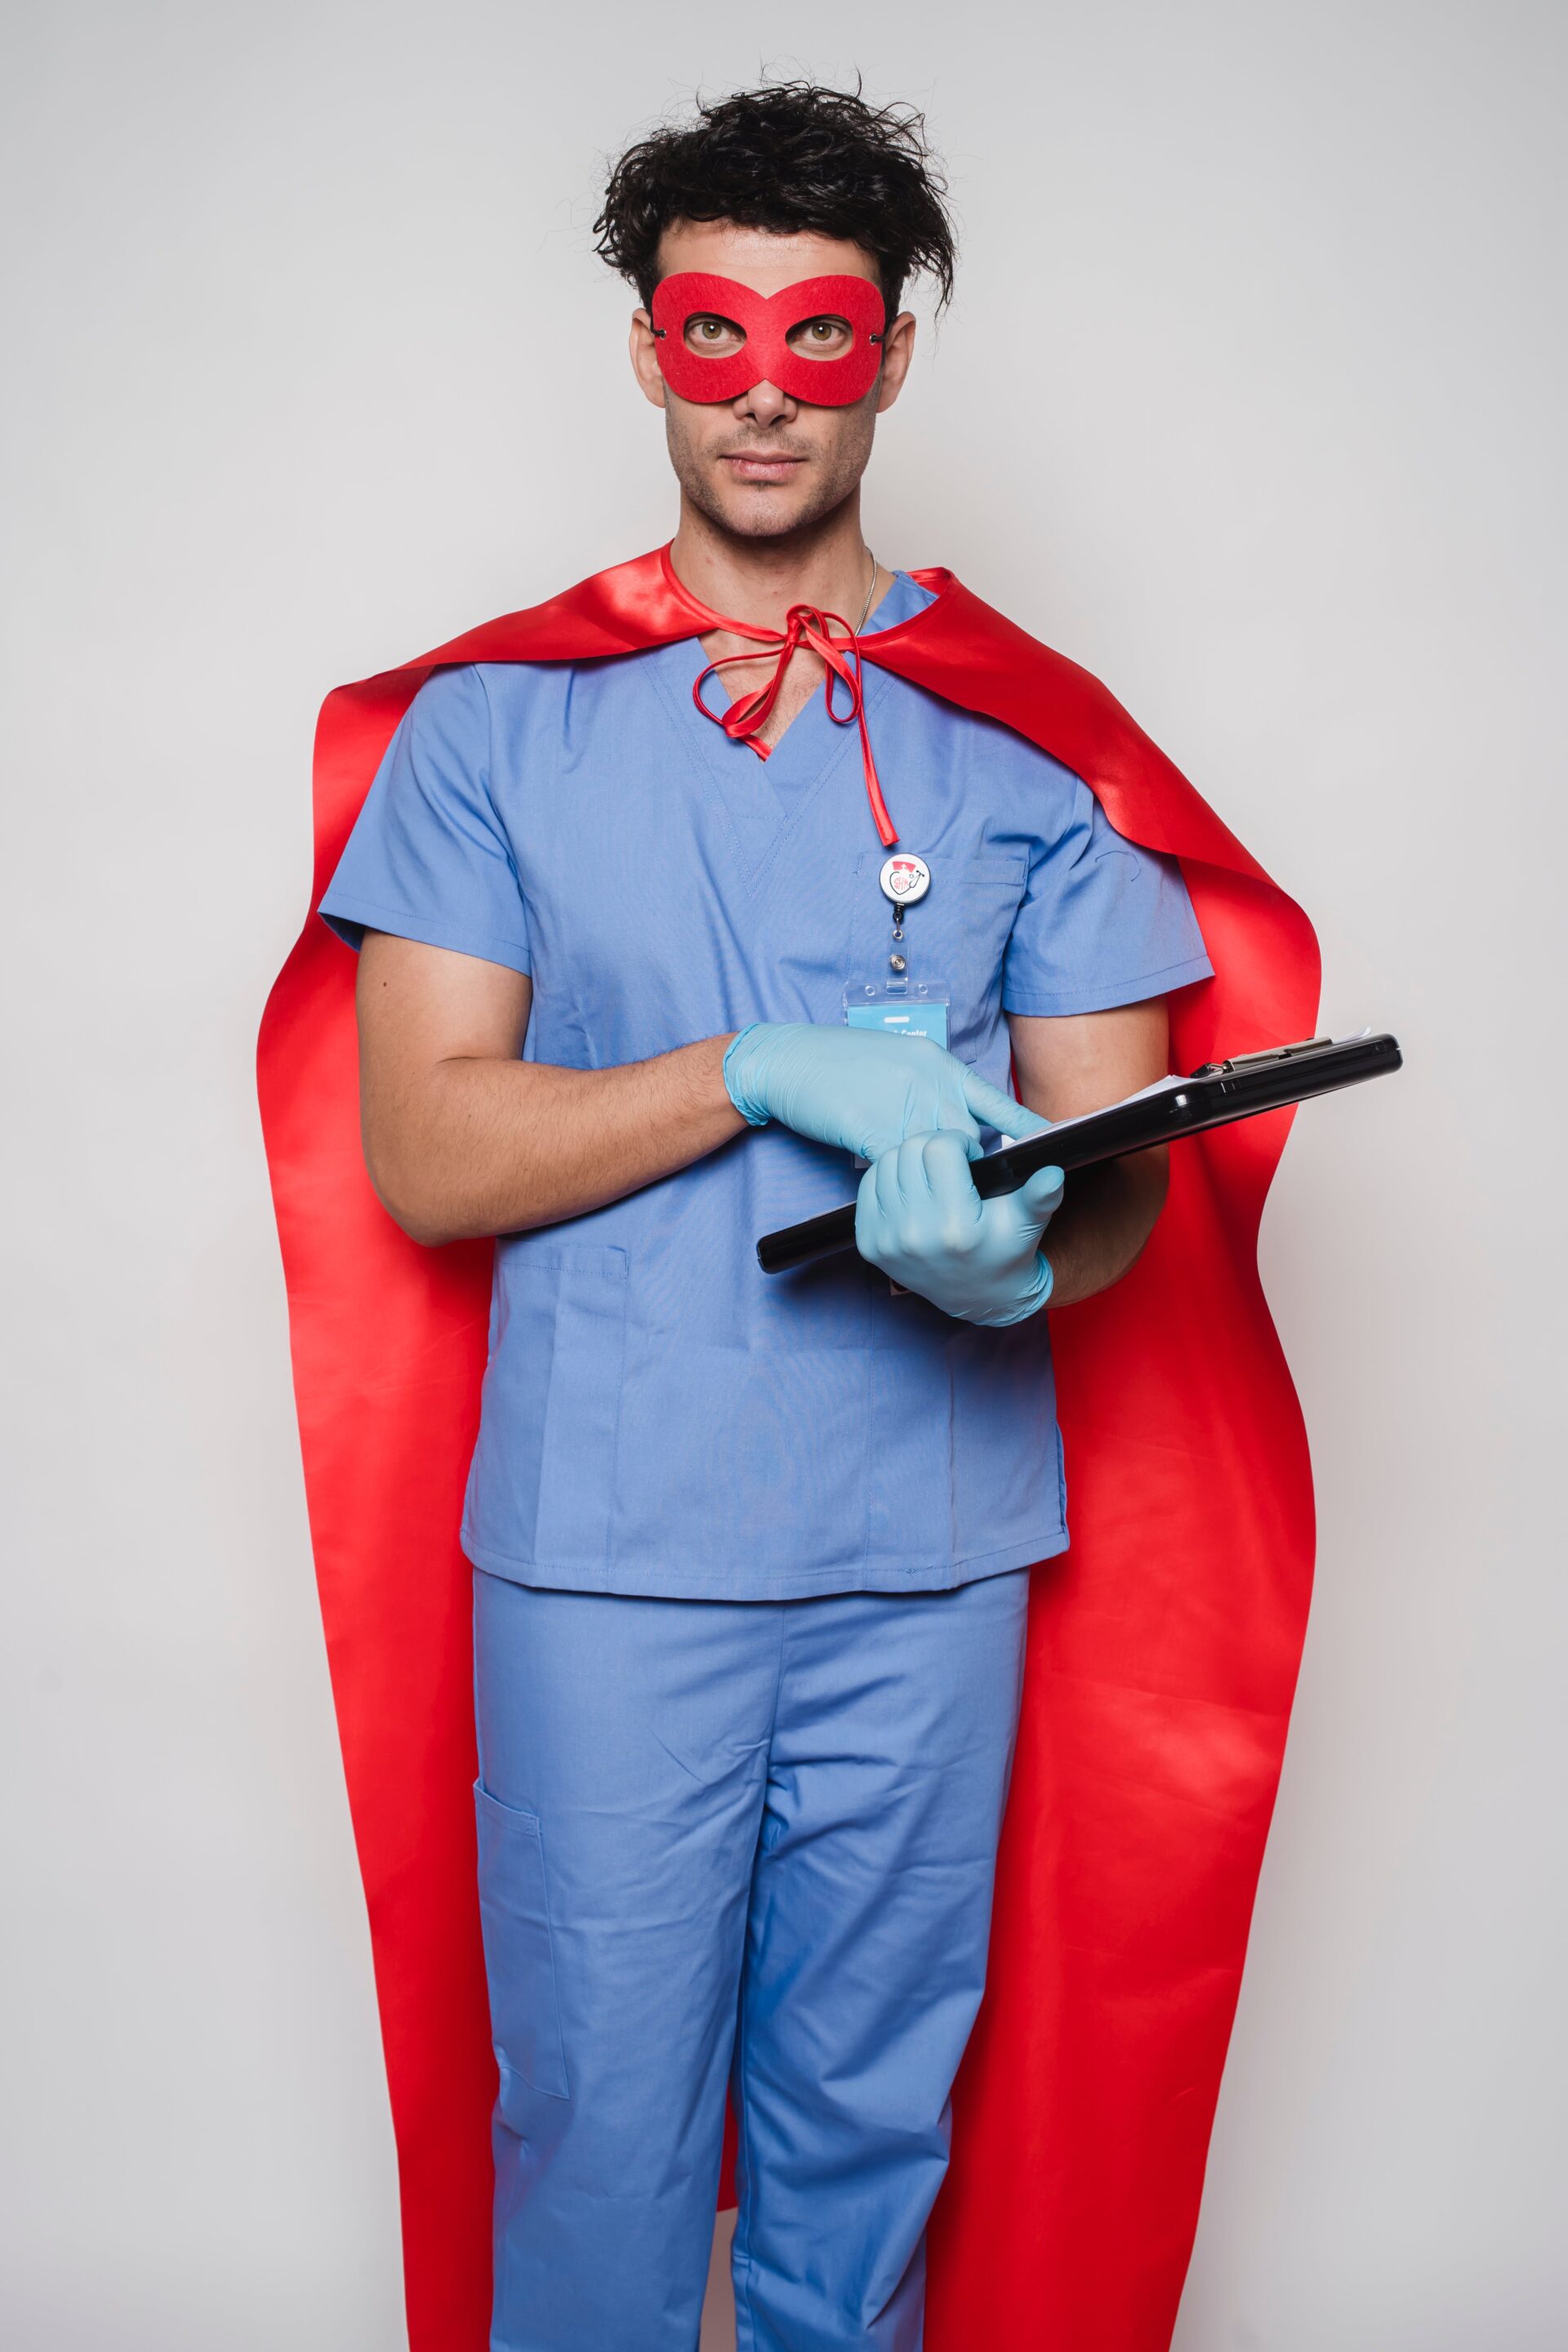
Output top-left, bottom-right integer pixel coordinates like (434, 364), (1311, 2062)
(1005, 1000), (1174, 1311)
(357, 929), (1053, 1250)
(367, 1034), (745, 1245)
(1040, 1149), (1168, 1308)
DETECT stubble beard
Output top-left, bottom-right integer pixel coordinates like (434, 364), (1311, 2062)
(664, 405), (875, 545)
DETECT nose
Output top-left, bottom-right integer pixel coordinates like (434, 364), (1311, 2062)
(735, 379), (795, 427)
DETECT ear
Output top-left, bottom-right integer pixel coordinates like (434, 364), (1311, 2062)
(630, 309), (667, 409)
(874, 312), (917, 414)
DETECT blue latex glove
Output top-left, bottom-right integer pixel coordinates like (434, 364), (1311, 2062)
(854, 1129), (1065, 1326)
(724, 1022), (1038, 1165)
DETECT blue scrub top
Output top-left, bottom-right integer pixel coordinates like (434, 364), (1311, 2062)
(322, 572), (1212, 1599)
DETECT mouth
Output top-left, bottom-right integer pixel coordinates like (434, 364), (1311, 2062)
(718, 451), (808, 483)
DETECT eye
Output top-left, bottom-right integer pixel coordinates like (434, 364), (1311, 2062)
(786, 314), (853, 359)
(683, 314), (745, 355)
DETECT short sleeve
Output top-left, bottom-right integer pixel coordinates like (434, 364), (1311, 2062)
(1001, 775), (1212, 1016)
(318, 665), (532, 973)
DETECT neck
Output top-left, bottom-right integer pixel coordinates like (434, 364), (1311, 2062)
(668, 492), (876, 630)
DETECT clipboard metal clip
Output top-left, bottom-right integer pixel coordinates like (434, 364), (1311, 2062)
(1192, 1035), (1333, 1079)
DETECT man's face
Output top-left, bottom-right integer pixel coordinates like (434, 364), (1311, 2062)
(629, 220), (916, 540)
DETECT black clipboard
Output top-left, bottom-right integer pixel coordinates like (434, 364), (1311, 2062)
(755, 1031), (1402, 1276)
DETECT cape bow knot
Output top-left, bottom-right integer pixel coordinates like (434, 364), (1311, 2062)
(691, 602), (899, 847)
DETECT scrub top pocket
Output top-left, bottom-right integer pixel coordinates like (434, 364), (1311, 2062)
(851, 846), (1027, 1059)
(474, 1782), (571, 2103)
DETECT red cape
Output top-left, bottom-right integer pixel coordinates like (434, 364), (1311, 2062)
(258, 548), (1318, 2350)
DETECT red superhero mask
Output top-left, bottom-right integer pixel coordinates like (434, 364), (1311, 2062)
(650, 273), (887, 406)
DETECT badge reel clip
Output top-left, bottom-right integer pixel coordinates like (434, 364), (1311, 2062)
(844, 853), (951, 1168)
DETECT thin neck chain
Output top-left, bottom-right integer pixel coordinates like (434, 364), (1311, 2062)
(854, 554), (880, 635)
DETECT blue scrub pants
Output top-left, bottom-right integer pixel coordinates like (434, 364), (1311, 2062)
(473, 1565), (1031, 2352)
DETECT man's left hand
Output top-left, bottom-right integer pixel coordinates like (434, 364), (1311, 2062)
(854, 1129), (1065, 1326)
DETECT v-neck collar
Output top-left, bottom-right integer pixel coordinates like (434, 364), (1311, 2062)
(646, 636), (862, 883)
(644, 570), (938, 887)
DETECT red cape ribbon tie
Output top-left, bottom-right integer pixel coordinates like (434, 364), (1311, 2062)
(691, 603), (899, 847)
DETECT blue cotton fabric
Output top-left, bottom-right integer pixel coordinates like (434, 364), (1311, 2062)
(322, 572), (1211, 1598)
(472, 1562), (1031, 2351)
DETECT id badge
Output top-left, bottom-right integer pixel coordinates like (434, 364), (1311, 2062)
(843, 978), (951, 1049)
(844, 979), (954, 1173)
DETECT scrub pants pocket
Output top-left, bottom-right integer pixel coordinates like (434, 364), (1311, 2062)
(474, 1782), (570, 2107)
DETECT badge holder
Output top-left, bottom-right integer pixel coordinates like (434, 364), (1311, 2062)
(844, 846), (950, 1041)
(842, 975), (951, 1048)
(844, 852), (951, 1169)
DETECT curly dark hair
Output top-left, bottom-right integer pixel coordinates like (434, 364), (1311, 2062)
(595, 82), (956, 318)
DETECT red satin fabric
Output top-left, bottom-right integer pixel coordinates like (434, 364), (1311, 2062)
(257, 546), (1318, 2351)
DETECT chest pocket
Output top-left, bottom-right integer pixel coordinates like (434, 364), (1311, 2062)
(850, 847), (1027, 1055)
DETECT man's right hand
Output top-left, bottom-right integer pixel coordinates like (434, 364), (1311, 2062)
(722, 1022), (1042, 1165)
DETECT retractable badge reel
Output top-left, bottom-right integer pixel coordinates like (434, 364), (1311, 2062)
(843, 850), (951, 1048)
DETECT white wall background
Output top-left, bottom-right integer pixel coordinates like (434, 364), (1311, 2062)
(3, 3), (1564, 2346)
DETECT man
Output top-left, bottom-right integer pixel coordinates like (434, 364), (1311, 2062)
(260, 82), (1318, 2352)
